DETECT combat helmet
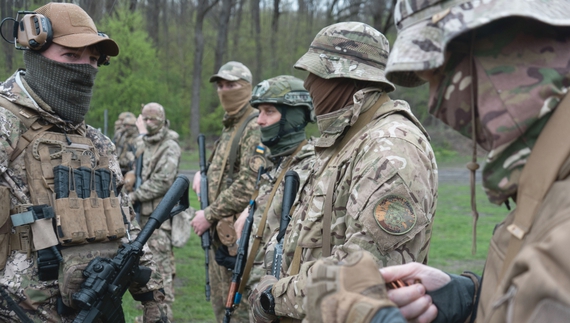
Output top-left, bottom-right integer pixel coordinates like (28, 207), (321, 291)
(294, 21), (395, 92)
(385, 0), (570, 87)
(250, 75), (315, 123)
(209, 61), (252, 84)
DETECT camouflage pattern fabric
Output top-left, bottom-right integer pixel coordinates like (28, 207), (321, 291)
(294, 21), (395, 91)
(209, 61), (253, 83)
(0, 71), (164, 322)
(205, 105), (261, 322)
(131, 125), (181, 320)
(267, 89), (438, 319)
(240, 142), (316, 317)
(113, 123), (139, 175)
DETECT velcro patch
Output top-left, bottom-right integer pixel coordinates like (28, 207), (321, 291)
(373, 195), (416, 235)
(249, 155), (266, 172)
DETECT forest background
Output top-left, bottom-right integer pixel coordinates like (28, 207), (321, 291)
(0, 0), (472, 158)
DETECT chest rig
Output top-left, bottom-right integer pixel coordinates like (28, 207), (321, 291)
(2, 99), (126, 281)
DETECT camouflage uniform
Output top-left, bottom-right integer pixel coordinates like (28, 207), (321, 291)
(113, 112), (139, 176)
(258, 22), (438, 320)
(382, 0), (570, 322)
(206, 62), (262, 322)
(0, 71), (164, 323)
(130, 107), (181, 321)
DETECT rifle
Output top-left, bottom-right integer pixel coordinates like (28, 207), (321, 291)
(71, 175), (190, 323)
(271, 170), (300, 279)
(133, 152), (143, 223)
(223, 166), (264, 323)
(198, 133), (212, 301)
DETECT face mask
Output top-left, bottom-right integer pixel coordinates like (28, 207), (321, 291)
(261, 106), (308, 155)
(316, 108), (347, 134)
(218, 82), (252, 115)
(23, 50), (97, 125)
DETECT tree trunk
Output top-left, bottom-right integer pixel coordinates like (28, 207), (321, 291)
(251, 0), (262, 83)
(270, 0), (280, 70)
(146, 0), (161, 46)
(214, 0), (233, 74)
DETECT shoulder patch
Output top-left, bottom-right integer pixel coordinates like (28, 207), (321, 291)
(250, 154), (266, 172)
(373, 195), (416, 235)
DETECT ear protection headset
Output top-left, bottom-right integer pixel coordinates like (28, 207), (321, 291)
(1, 10), (110, 66)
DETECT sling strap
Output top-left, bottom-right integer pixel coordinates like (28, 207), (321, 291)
(0, 96), (53, 162)
(213, 106), (258, 199)
(237, 140), (307, 295)
(500, 93), (570, 278)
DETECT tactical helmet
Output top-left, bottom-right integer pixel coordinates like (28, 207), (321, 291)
(209, 61), (252, 84)
(294, 21), (395, 92)
(250, 75), (315, 122)
(385, 0), (570, 87)
(122, 115), (137, 126)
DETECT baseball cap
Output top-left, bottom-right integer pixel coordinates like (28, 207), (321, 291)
(209, 61), (252, 83)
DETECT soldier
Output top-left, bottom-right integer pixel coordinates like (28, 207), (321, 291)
(127, 102), (181, 321)
(113, 111), (140, 176)
(306, 1), (570, 323)
(248, 21), (438, 322)
(0, 3), (167, 322)
(190, 61), (263, 322)
(227, 75), (316, 320)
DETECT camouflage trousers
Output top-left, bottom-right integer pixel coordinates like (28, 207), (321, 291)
(146, 227), (175, 321)
(209, 247), (250, 323)
(0, 252), (77, 323)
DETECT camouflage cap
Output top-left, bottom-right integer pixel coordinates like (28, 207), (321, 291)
(385, 0), (570, 87)
(209, 61), (252, 83)
(294, 21), (395, 92)
(250, 75), (315, 122)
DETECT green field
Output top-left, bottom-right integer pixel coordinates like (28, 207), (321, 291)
(122, 181), (506, 322)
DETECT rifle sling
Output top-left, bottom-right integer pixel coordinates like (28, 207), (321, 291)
(238, 140), (307, 295)
(500, 93), (570, 279)
(214, 106), (258, 199)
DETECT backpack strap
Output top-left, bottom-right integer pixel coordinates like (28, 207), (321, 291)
(0, 96), (53, 162)
(500, 93), (570, 278)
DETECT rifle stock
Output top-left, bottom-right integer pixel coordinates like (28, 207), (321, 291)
(133, 153), (143, 223)
(271, 170), (300, 279)
(71, 175), (190, 323)
(198, 133), (212, 301)
(223, 166), (264, 323)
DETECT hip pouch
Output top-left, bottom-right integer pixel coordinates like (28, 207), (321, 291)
(216, 216), (238, 256)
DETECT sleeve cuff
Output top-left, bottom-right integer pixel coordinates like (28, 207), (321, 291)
(427, 273), (478, 323)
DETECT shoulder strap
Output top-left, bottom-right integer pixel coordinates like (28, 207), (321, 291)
(214, 106), (257, 198)
(321, 93), (389, 257)
(500, 93), (570, 278)
(237, 140), (306, 294)
(0, 96), (52, 162)
(226, 109), (259, 187)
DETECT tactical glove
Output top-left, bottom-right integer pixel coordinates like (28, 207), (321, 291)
(249, 275), (279, 323)
(305, 250), (396, 323)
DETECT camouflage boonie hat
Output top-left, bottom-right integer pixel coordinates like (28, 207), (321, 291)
(250, 75), (316, 122)
(209, 61), (252, 83)
(294, 21), (395, 92)
(386, 0), (570, 87)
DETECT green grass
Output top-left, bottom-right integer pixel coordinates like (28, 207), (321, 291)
(120, 181), (506, 322)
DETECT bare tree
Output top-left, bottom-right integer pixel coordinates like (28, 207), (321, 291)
(270, 0), (280, 69)
(251, 0), (262, 83)
(146, 0), (161, 46)
(214, 0), (233, 73)
(231, 0), (246, 57)
(191, 0), (219, 139)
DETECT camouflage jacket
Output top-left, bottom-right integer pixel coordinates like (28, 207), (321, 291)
(113, 127), (139, 175)
(205, 106), (262, 224)
(132, 126), (181, 222)
(269, 89), (438, 319)
(244, 141), (316, 293)
(0, 71), (163, 301)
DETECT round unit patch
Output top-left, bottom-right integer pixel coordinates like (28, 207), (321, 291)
(373, 195), (416, 235)
(249, 155), (266, 172)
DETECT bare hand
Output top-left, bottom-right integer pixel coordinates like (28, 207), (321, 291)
(380, 263), (450, 323)
(190, 210), (212, 236)
(192, 172), (201, 196)
(136, 114), (147, 135)
(234, 208), (249, 240)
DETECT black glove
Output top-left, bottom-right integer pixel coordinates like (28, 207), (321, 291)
(215, 245), (236, 269)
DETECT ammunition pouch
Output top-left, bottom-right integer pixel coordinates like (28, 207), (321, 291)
(37, 247), (61, 281)
(216, 216), (238, 256)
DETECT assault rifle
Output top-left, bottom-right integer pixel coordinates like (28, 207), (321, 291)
(271, 170), (300, 278)
(223, 166), (264, 323)
(133, 152), (144, 223)
(71, 175), (190, 323)
(198, 133), (212, 301)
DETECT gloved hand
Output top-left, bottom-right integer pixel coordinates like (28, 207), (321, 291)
(248, 275), (278, 323)
(305, 250), (396, 323)
(215, 245), (236, 269)
(142, 300), (169, 323)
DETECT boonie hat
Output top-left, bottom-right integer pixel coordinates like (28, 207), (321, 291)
(294, 21), (395, 92)
(385, 0), (570, 87)
(35, 2), (119, 56)
(209, 61), (252, 83)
